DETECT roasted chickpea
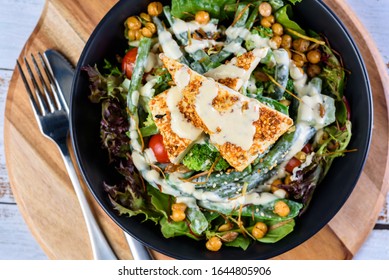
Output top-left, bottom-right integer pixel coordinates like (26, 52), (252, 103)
(145, 22), (157, 34)
(260, 18), (272, 28)
(206, 236), (222, 251)
(284, 174), (292, 185)
(126, 16), (142, 30)
(140, 12), (151, 22)
(292, 53), (306, 67)
(272, 23), (284, 36)
(134, 30), (143, 41)
(170, 203), (187, 222)
(307, 49), (322, 64)
(264, 15), (275, 25)
(274, 201), (290, 217)
(170, 211), (186, 222)
(307, 64), (322, 78)
(292, 38), (310, 52)
(195, 10), (210, 24)
(271, 179), (282, 193)
(259, 2), (272, 17)
(252, 222), (268, 239)
(172, 202), (187, 212)
(270, 35), (282, 49)
(295, 151), (307, 161)
(281, 34), (292, 49)
(218, 222), (234, 232)
(141, 27), (153, 38)
(127, 29), (137, 41)
(147, 1), (163, 17)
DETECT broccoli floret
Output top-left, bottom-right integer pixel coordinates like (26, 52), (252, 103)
(182, 144), (229, 172)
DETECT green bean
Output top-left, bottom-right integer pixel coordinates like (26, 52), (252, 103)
(195, 125), (315, 198)
(127, 37), (152, 114)
(270, 49), (290, 100)
(198, 198), (302, 222)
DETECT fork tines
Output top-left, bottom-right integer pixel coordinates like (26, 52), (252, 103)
(17, 53), (63, 117)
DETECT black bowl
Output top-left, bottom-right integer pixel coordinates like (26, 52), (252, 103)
(70, 0), (372, 259)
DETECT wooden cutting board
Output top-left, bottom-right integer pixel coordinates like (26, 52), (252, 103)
(4, 0), (389, 260)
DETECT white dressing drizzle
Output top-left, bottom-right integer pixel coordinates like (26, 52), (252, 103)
(195, 79), (260, 150)
(158, 30), (183, 60)
(166, 86), (203, 140)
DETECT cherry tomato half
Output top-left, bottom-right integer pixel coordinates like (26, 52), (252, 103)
(122, 48), (138, 79)
(302, 143), (313, 154)
(149, 134), (170, 163)
(285, 157), (302, 173)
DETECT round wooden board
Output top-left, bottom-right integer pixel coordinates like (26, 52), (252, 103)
(4, 0), (389, 260)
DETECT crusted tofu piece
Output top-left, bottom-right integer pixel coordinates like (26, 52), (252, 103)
(204, 48), (269, 91)
(148, 87), (203, 164)
(160, 54), (293, 171)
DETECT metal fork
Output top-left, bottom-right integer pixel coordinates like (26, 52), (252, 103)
(16, 53), (118, 260)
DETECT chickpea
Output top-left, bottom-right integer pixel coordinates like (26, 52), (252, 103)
(307, 64), (322, 78)
(274, 201), (290, 217)
(170, 203), (187, 222)
(140, 12), (151, 22)
(264, 15), (275, 24)
(172, 202), (187, 212)
(260, 18), (272, 28)
(271, 179), (282, 193)
(170, 211), (186, 222)
(147, 1), (163, 17)
(218, 222), (234, 232)
(252, 222), (268, 239)
(195, 11), (210, 25)
(292, 53), (306, 67)
(134, 30), (143, 41)
(127, 29), (136, 41)
(292, 38), (310, 52)
(126, 16), (142, 30)
(270, 35), (282, 49)
(145, 22), (157, 34)
(206, 236), (222, 251)
(259, 2), (272, 17)
(281, 34), (292, 49)
(295, 151), (307, 161)
(272, 23), (284, 36)
(284, 174), (292, 185)
(141, 27), (153, 38)
(307, 49), (322, 64)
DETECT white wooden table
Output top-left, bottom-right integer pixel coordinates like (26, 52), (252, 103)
(0, 0), (388, 260)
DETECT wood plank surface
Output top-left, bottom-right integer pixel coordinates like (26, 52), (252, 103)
(2, 0), (389, 260)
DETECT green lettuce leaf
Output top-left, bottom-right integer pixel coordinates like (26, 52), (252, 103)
(171, 0), (235, 19)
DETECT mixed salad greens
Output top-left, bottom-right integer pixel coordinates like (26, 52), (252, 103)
(83, 0), (353, 252)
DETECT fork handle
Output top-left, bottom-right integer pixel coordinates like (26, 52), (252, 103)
(58, 144), (117, 260)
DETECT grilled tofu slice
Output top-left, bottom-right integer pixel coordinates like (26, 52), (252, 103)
(204, 48), (269, 91)
(148, 87), (203, 164)
(160, 54), (293, 171)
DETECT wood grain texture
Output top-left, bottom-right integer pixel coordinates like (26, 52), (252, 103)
(3, 0), (389, 260)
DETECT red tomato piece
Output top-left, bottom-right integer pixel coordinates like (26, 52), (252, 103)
(121, 48), (138, 79)
(285, 157), (302, 173)
(149, 134), (170, 163)
(302, 143), (313, 154)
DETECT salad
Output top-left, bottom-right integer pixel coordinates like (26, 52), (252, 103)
(83, 0), (352, 252)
